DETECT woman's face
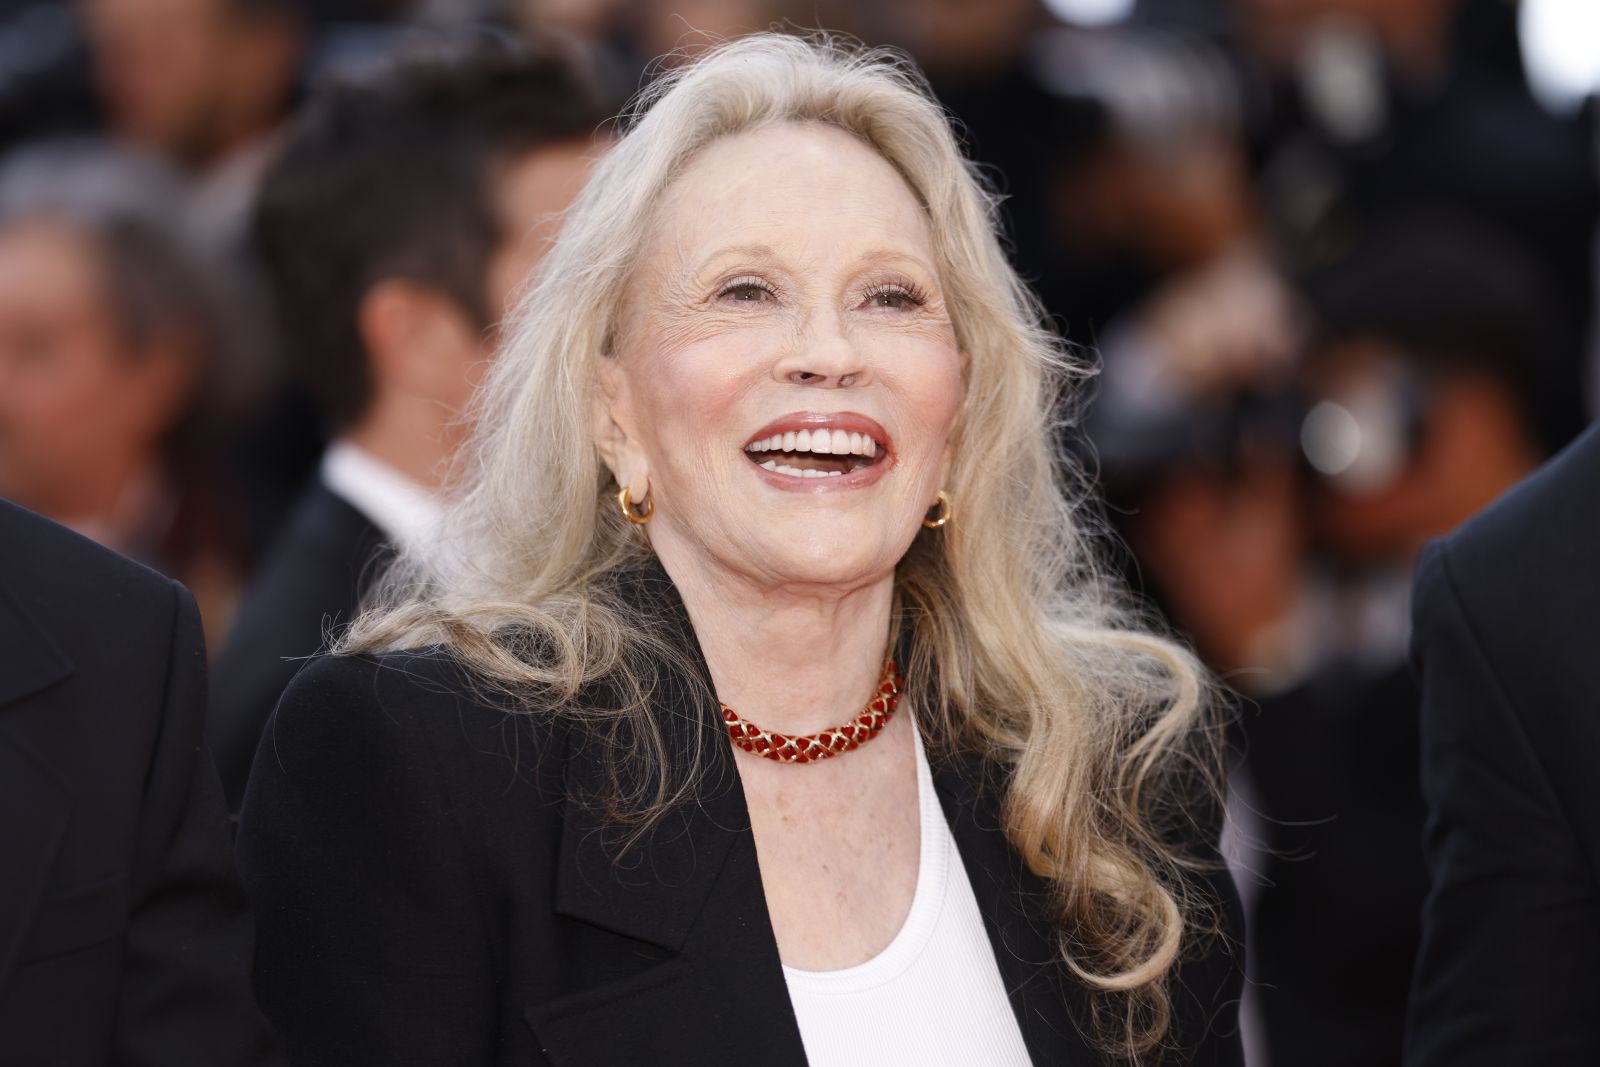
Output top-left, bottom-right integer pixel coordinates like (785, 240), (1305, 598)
(599, 121), (963, 594)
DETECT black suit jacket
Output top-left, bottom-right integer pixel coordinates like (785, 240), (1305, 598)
(0, 499), (282, 1065)
(1406, 421), (1600, 1065)
(1241, 661), (1426, 1067)
(210, 477), (388, 808)
(239, 565), (1244, 1066)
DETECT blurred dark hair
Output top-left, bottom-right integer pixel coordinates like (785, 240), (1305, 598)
(1302, 216), (1553, 428)
(254, 30), (615, 430)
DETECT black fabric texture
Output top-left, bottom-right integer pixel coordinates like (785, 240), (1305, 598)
(1405, 420), (1600, 1065)
(0, 497), (283, 1066)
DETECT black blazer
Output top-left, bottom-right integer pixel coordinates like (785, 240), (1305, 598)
(1241, 662), (1425, 1067)
(1406, 420), (1600, 1065)
(239, 565), (1243, 1066)
(210, 477), (388, 808)
(0, 499), (282, 1066)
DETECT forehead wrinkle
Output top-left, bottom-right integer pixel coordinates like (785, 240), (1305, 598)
(693, 243), (778, 274)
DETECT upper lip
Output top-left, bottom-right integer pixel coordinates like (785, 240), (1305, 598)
(742, 411), (891, 455)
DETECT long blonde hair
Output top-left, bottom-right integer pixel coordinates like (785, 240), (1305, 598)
(346, 32), (1224, 1061)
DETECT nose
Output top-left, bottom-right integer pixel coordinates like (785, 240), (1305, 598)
(773, 307), (868, 388)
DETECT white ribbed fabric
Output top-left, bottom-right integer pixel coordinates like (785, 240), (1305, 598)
(782, 727), (1034, 1066)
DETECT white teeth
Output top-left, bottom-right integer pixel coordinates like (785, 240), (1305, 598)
(827, 470), (842, 476)
(761, 459), (777, 470)
(746, 427), (883, 461)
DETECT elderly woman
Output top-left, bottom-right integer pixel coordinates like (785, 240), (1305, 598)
(239, 34), (1242, 1067)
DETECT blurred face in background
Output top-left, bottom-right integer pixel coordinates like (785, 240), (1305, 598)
(0, 219), (196, 518)
(409, 140), (599, 426)
(484, 141), (599, 337)
(81, 0), (302, 163)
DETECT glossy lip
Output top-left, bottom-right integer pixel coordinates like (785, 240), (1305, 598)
(742, 410), (894, 492)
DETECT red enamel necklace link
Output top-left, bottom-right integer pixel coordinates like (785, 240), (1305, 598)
(721, 660), (902, 764)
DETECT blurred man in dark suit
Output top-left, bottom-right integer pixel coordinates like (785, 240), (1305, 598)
(0, 497), (281, 1065)
(1406, 419), (1600, 1066)
(1116, 219), (1550, 1066)
(208, 33), (612, 808)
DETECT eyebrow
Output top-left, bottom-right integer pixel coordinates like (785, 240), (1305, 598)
(695, 243), (778, 270)
(693, 244), (935, 277)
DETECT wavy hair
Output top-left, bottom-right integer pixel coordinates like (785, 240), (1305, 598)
(345, 32), (1224, 1061)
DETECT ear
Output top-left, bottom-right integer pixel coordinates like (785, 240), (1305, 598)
(358, 278), (482, 404)
(592, 354), (650, 497)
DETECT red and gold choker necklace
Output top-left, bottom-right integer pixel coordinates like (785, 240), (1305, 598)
(721, 660), (902, 764)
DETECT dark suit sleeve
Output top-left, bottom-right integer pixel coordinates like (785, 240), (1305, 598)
(1405, 542), (1600, 1065)
(237, 655), (499, 1066)
(116, 581), (284, 1066)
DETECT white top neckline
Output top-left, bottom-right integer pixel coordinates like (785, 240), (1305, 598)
(778, 723), (1035, 1066)
(781, 724), (951, 993)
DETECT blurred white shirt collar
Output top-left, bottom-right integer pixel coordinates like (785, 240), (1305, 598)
(320, 440), (441, 555)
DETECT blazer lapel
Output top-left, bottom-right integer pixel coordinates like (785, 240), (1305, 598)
(0, 581), (72, 710)
(527, 562), (1094, 1065)
(528, 563), (807, 1067)
(0, 581), (75, 988)
(931, 752), (1098, 1066)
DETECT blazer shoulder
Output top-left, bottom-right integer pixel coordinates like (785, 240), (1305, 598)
(266, 647), (489, 746)
(0, 499), (179, 621)
(1443, 422), (1600, 588)
(254, 646), (563, 805)
(1416, 424), (1600, 682)
(0, 502), (194, 719)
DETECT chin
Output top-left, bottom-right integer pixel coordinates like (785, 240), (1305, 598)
(745, 527), (901, 590)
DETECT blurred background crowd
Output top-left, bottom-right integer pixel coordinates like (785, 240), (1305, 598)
(2, 1), (1596, 1064)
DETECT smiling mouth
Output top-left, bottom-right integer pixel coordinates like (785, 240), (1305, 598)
(743, 427), (884, 479)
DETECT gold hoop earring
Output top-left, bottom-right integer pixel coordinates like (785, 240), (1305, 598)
(922, 490), (952, 529)
(617, 485), (653, 525)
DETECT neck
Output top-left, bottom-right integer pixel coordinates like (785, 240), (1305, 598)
(343, 393), (461, 492)
(651, 533), (895, 738)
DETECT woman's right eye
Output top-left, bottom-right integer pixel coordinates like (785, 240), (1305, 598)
(717, 277), (776, 303)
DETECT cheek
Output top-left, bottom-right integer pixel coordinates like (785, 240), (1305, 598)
(31, 346), (119, 423)
(630, 337), (764, 480)
(3, 355), (126, 470)
(893, 347), (965, 471)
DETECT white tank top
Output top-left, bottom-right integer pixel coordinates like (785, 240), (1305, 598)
(781, 727), (1035, 1066)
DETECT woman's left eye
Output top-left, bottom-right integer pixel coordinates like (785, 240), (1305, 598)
(863, 285), (923, 310)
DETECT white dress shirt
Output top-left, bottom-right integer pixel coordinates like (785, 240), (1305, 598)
(319, 439), (443, 555)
